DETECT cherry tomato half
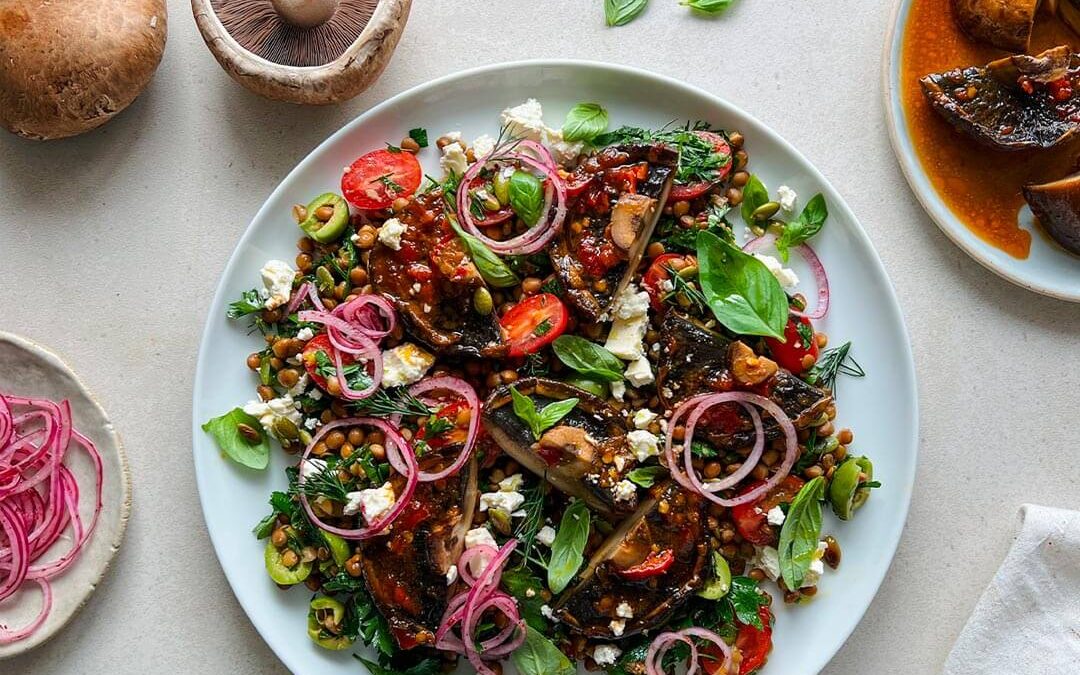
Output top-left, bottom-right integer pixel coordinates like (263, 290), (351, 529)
(499, 293), (568, 357)
(765, 316), (819, 374)
(668, 131), (733, 202)
(642, 253), (689, 312)
(341, 149), (422, 210)
(617, 548), (675, 581)
(730, 476), (806, 546)
(302, 334), (353, 392)
(701, 606), (773, 675)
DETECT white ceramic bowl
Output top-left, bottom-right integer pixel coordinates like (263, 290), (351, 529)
(884, 0), (1080, 302)
(192, 60), (919, 675)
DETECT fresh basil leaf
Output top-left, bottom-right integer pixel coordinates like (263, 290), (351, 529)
(605, 0), (649, 26)
(627, 465), (667, 488)
(509, 170), (544, 226)
(775, 193), (828, 263)
(511, 625), (576, 675)
(778, 476), (826, 590)
(451, 220), (520, 287)
(510, 386), (579, 439)
(562, 103), (609, 142)
(696, 230), (787, 339)
(547, 500), (591, 594)
(500, 567), (549, 631)
(682, 0), (734, 13)
(202, 408), (270, 470)
(740, 174), (770, 226)
(727, 576), (769, 629)
(408, 127), (428, 148)
(551, 335), (624, 382)
(537, 398), (579, 433)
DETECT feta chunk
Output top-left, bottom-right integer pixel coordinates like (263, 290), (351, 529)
(767, 505), (786, 526)
(440, 141), (469, 177)
(754, 546), (782, 582)
(377, 217), (407, 251)
(540, 604), (555, 620)
(801, 541), (829, 588)
(624, 356), (655, 387)
(615, 601), (634, 619)
(472, 133), (496, 159)
(777, 185), (798, 212)
(633, 408), (659, 430)
(500, 99), (547, 142)
(611, 283), (650, 320)
(260, 260), (296, 310)
(536, 525), (557, 547)
(593, 644), (623, 667)
(303, 416), (319, 430)
(243, 394), (302, 439)
(610, 380), (626, 401)
(300, 458), (327, 480)
(480, 490), (526, 514)
(464, 527), (498, 575)
(380, 343), (435, 388)
(544, 128), (585, 165)
(498, 473), (524, 493)
(612, 479), (636, 502)
(605, 313), (649, 360)
(344, 482), (397, 524)
(610, 619), (626, 637)
(626, 429), (660, 462)
(752, 253), (800, 289)
(296, 327), (315, 341)
(287, 372), (309, 397)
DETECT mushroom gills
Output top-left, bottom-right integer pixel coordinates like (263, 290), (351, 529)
(919, 46), (1080, 150)
(553, 482), (708, 639)
(360, 450), (478, 649)
(657, 315), (832, 451)
(951, 0), (1042, 51)
(482, 379), (642, 518)
(549, 144), (678, 321)
(1024, 171), (1080, 255)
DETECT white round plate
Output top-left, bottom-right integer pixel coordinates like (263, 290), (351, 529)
(884, 0), (1080, 302)
(193, 60), (918, 675)
(0, 331), (130, 658)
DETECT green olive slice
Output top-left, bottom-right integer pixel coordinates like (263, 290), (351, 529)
(320, 531), (351, 568)
(829, 456), (873, 520)
(264, 540), (312, 585)
(307, 596), (354, 650)
(300, 192), (349, 243)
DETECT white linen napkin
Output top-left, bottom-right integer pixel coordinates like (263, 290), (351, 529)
(943, 504), (1080, 675)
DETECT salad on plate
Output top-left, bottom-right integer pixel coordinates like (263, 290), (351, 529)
(204, 99), (875, 675)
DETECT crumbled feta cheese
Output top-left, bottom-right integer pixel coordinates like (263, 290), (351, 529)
(243, 394), (302, 439)
(610, 380), (626, 401)
(611, 283), (650, 320)
(472, 133), (496, 159)
(615, 601), (634, 619)
(613, 454), (627, 471)
(610, 619), (626, 637)
(777, 185), (798, 212)
(544, 128), (585, 164)
(767, 505), (786, 526)
(377, 218), (407, 251)
(411, 282), (421, 294)
(536, 525), (557, 547)
(624, 356), (655, 387)
(612, 480), (636, 502)
(260, 260), (296, 310)
(300, 458), (327, 480)
(444, 131), (463, 143)
(465, 527), (498, 575)
(500, 99), (547, 142)
(753, 546), (782, 582)
(380, 343), (435, 388)
(633, 408), (659, 430)
(540, 604), (555, 620)
(626, 429), (660, 462)
(440, 141), (469, 177)
(479, 490), (526, 514)
(288, 372), (309, 397)
(308, 388), (323, 401)
(593, 644), (623, 667)
(752, 253), (800, 288)
(296, 327), (315, 341)
(344, 482), (397, 523)
(605, 313), (649, 360)
(303, 417), (319, 430)
(446, 565), (459, 586)
(801, 541), (829, 588)
(498, 473), (524, 492)
(658, 278), (675, 294)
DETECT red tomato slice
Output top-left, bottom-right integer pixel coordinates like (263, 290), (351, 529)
(341, 149), (422, 210)
(642, 253), (689, 312)
(499, 293), (568, 357)
(302, 334), (354, 392)
(617, 549), (675, 581)
(735, 607), (774, 675)
(765, 316), (819, 374)
(731, 476), (806, 546)
(668, 131), (733, 202)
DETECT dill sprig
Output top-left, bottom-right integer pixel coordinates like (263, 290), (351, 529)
(349, 387), (434, 419)
(594, 121), (731, 184)
(291, 457), (357, 503)
(512, 480), (550, 570)
(805, 341), (865, 394)
(662, 264), (709, 313)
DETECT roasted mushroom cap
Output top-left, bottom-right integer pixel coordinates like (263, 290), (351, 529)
(361, 450), (477, 649)
(0, 0), (167, 140)
(920, 46), (1080, 151)
(951, 0), (1042, 51)
(657, 315), (831, 451)
(550, 144), (678, 321)
(369, 190), (505, 358)
(555, 482), (708, 639)
(1024, 171), (1080, 255)
(482, 379), (641, 518)
(192, 0), (410, 104)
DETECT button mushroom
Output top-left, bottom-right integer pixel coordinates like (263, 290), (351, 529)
(1024, 171), (1080, 255)
(730, 341), (779, 386)
(0, 0), (167, 140)
(192, 0), (411, 104)
(610, 193), (657, 251)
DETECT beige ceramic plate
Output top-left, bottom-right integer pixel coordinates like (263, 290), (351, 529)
(0, 331), (130, 658)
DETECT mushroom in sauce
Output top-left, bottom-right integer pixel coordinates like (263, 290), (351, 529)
(951, 0), (1043, 51)
(1024, 170), (1080, 254)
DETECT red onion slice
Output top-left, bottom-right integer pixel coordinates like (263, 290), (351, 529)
(743, 234), (830, 320)
(404, 377), (480, 482)
(646, 627), (734, 675)
(284, 281), (312, 316)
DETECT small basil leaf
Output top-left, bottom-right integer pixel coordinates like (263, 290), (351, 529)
(510, 386), (542, 438)
(775, 193), (828, 263)
(547, 500), (591, 594)
(562, 103), (609, 142)
(627, 465), (667, 488)
(451, 220), (520, 287)
(605, 0), (649, 26)
(551, 335), (624, 382)
(509, 170), (544, 226)
(740, 174), (770, 226)
(681, 0), (734, 13)
(511, 626), (576, 675)
(696, 230), (787, 339)
(537, 398), (580, 434)
(778, 476), (826, 590)
(202, 408), (270, 470)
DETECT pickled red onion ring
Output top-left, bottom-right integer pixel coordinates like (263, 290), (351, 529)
(299, 294), (399, 400)
(645, 627), (734, 675)
(284, 281), (311, 316)
(403, 377), (480, 482)
(743, 234), (830, 320)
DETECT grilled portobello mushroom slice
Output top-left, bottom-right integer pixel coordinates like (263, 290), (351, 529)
(360, 449), (478, 650)
(550, 144), (677, 321)
(952, 0), (1041, 51)
(1024, 171), (1080, 255)
(919, 46), (1080, 151)
(554, 482), (708, 639)
(656, 315), (831, 451)
(482, 378), (641, 518)
(369, 190), (505, 358)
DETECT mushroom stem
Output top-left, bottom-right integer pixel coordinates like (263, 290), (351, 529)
(271, 0), (339, 28)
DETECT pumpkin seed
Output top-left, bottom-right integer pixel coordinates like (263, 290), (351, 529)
(752, 201), (781, 222)
(677, 264), (699, 279)
(273, 417), (300, 441)
(237, 423), (262, 444)
(473, 287), (494, 315)
(488, 508), (512, 536)
(493, 169), (511, 205)
(315, 266), (335, 294)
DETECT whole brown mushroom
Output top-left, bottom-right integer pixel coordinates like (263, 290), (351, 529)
(0, 0), (167, 140)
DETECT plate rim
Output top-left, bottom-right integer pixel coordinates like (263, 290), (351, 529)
(882, 0), (1080, 303)
(0, 330), (132, 659)
(192, 58), (920, 675)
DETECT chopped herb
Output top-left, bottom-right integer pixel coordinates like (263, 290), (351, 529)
(662, 263), (709, 313)
(539, 275), (564, 295)
(533, 318), (553, 337)
(595, 122), (731, 184)
(371, 172), (405, 194)
(385, 143), (402, 153)
(804, 341), (865, 395)
(408, 127), (429, 148)
(627, 465), (667, 488)
(690, 440), (718, 458)
(512, 480), (549, 569)
(349, 386), (434, 418)
(795, 321), (815, 349)
(227, 288), (264, 319)
(509, 386), (579, 440)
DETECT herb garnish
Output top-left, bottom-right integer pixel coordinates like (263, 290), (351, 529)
(547, 499), (591, 594)
(407, 127), (429, 148)
(451, 220), (520, 288)
(227, 289), (265, 318)
(627, 465), (667, 488)
(551, 335), (624, 382)
(371, 172), (405, 194)
(777, 476), (826, 590)
(682, 0), (734, 14)
(804, 341), (865, 394)
(533, 318), (553, 337)
(202, 408), (270, 470)
(562, 102), (609, 142)
(605, 0), (649, 27)
(661, 263), (709, 313)
(349, 386), (434, 418)
(595, 122), (731, 184)
(509, 387), (579, 439)
(696, 230), (788, 339)
(508, 169), (544, 226)
(775, 193), (828, 262)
